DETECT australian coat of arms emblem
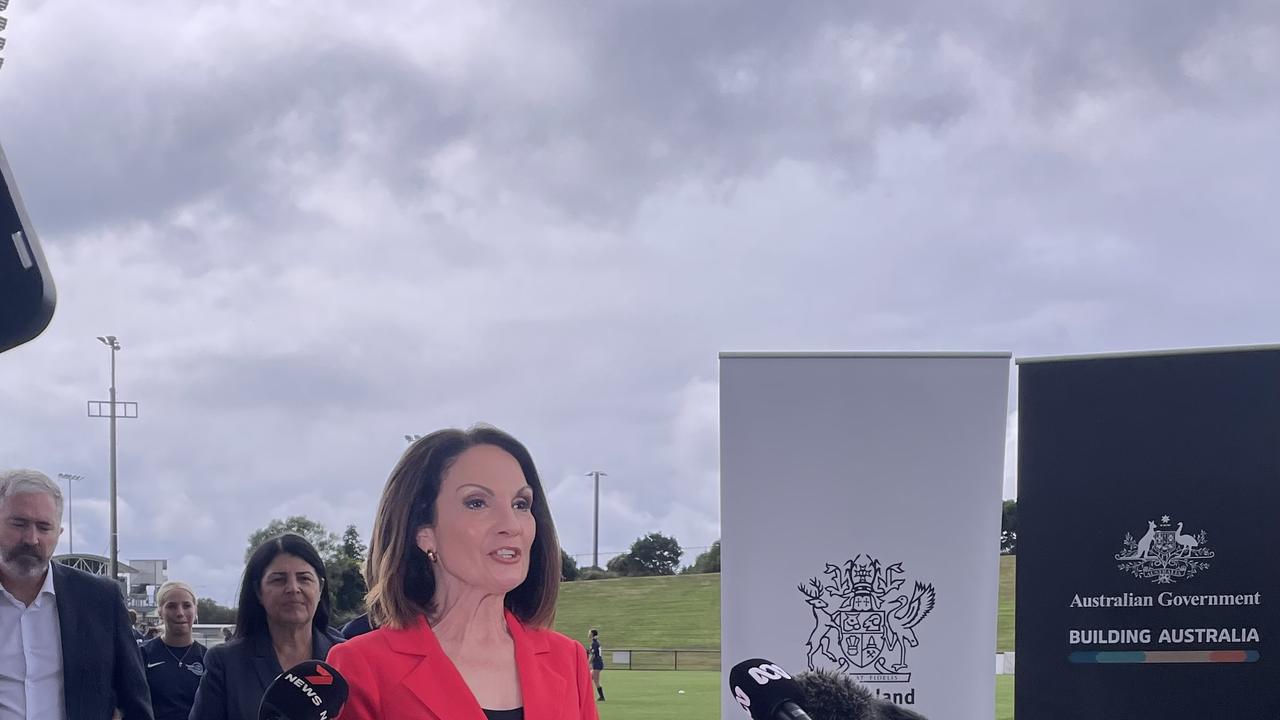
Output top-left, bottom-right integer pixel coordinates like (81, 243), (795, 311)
(798, 555), (935, 682)
(1114, 514), (1214, 584)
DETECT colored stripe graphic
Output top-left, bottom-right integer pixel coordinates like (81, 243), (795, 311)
(1069, 650), (1260, 664)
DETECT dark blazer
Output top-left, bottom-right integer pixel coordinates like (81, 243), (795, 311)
(187, 627), (342, 720)
(51, 562), (154, 720)
(340, 612), (374, 639)
(328, 611), (598, 720)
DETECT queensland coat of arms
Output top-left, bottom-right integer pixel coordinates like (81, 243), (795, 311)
(1114, 514), (1214, 584)
(797, 555), (936, 683)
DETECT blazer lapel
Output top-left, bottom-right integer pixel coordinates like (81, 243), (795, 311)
(51, 566), (82, 720)
(391, 619), (487, 720)
(251, 633), (283, 694)
(508, 613), (567, 720)
(312, 628), (336, 660)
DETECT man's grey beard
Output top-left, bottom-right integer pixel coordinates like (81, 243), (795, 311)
(0, 546), (48, 578)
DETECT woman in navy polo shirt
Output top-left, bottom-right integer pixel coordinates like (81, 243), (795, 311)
(139, 580), (208, 720)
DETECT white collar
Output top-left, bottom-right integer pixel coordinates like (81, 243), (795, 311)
(37, 563), (56, 598)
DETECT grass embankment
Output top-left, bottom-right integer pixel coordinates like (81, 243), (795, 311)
(554, 572), (721, 651)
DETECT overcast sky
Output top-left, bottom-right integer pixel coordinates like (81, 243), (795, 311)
(2, 1), (1277, 604)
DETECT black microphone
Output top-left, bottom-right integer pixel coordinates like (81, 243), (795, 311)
(0, 138), (56, 355)
(1, 7), (58, 356)
(793, 668), (929, 720)
(729, 658), (813, 720)
(258, 661), (350, 720)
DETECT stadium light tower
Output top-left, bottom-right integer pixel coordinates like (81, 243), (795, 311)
(56, 472), (83, 553)
(586, 471), (607, 569)
(88, 335), (137, 586)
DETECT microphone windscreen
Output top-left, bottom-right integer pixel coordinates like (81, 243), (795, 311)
(258, 660), (349, 720)
(793, 669), (929, 720)
(729, 658), (807, 719)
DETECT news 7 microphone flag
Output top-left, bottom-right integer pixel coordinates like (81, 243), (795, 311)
(719, 352), (1010, 720)
(1016, 345), (1280, 719)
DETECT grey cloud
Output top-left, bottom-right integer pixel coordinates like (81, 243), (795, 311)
(26, 0), (1275, 239)
(1, 0), (1278, 602)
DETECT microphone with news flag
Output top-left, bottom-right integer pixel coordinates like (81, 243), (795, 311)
(258, 660), (349, 720)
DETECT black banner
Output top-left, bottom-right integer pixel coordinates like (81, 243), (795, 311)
(1016, 347), (1280, 719)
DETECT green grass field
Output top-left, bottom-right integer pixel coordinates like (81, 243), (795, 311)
(593, 671), (720, 720)
(996, 675), (1014, 720)
(554, 561), (1019, 718)
(998, 555), (1015, 651)
(996, 557), (1016, 718)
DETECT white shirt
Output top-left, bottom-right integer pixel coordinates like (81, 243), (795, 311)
(0, 566), (67, 720)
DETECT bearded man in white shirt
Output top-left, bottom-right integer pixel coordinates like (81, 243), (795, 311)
(0, 469), (153, 720)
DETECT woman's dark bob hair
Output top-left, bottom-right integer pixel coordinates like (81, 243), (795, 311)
(234, 533), (331, 640)
(365, 424), (561, 630)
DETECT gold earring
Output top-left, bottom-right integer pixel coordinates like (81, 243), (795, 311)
(426, 549), (439, 563)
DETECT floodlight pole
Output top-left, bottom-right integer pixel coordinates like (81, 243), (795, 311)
(89, 335), (137, 586)
(56, 472), (83, 554)
(586, 471), (607, 569)
(105, 337), (119, 582)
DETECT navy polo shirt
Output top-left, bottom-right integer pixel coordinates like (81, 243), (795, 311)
(139, 637), (208, 720)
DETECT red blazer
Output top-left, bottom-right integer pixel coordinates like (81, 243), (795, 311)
(328, 610), (599, 720)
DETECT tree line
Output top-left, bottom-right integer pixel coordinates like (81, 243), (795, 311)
(560, 534), (720, 581)
(1002, 499), (1017, 555)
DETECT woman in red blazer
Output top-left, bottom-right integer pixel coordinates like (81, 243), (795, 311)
(328, 426), (599, 720)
